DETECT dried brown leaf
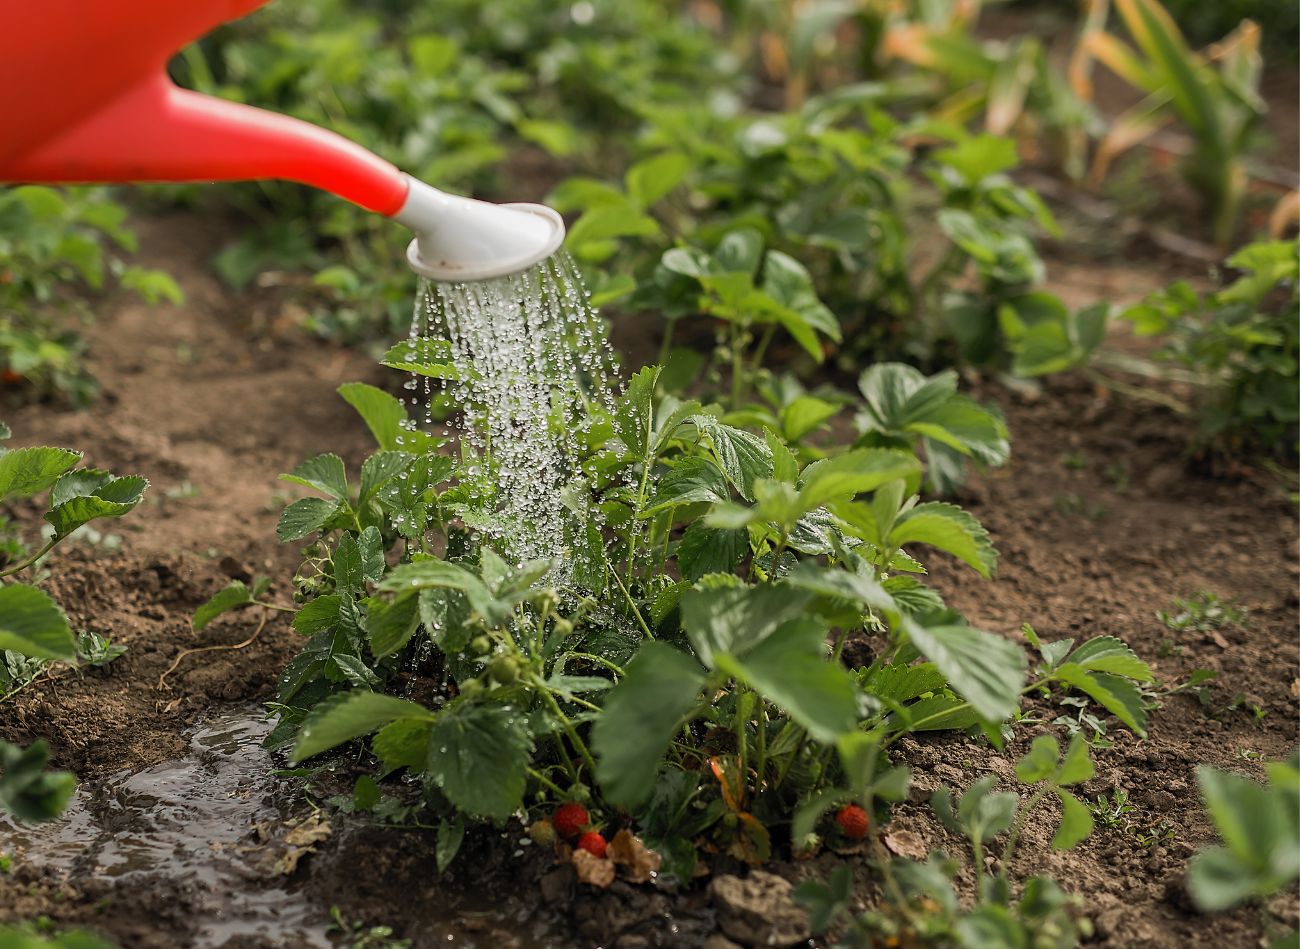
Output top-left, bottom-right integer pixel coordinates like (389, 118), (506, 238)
(883, 829), (928, 860)
(572, 848), (616, 888)
(608, 830), (662, 884)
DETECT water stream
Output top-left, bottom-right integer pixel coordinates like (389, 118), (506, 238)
(394, 252), (617, 585)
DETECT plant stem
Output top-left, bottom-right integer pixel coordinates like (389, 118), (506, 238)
(730, 325), (745, 412)
(610, 569), (655, 639)
(565, 652), (626, 677)
(1001, 786), (1049, 874)
(656, 317), (677, 369)
(539, 688), (599, 779)
(750, 324), (777, 378)
(0, 538), (58, 579)
(527, 767), (570, 799)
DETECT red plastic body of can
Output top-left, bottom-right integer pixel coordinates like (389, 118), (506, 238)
(0, 0), (409, 215)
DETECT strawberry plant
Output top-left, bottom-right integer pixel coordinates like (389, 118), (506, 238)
(0, 186), (181, 405)
(0, 420), (146, 822)
(1121, 239), (1299, 459)
(244, 343), (1154, 886)
(797, 734), (1099, 947)
(1187, 750), (1300, 913)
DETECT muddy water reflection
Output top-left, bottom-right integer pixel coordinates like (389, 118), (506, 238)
(1, 707), (330, 948)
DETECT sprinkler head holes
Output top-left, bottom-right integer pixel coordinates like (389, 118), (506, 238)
(394, 176), (566, 282)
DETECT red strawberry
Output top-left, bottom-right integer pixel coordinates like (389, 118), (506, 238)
(553, 802), (589, 840)
(577, 831), (607, 859)
(836, 804), (869, 840)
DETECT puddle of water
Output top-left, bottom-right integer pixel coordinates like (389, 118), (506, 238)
(1, 707), (331, 948)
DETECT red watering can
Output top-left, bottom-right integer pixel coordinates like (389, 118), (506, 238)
(0, 0), (564, 281)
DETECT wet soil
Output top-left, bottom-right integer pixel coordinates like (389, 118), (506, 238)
(1, 214), (1297, 948)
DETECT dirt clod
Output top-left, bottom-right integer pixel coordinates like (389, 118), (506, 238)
(709, 872), (811, 947)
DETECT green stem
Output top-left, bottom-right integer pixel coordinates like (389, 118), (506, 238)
(565, 652), (625, 677)
(657, 317), (677, 369)
(0, 538), (58, 580)
(527, 766), (570, 799)
(730, 325), (745, 411)
(750, 324), (777, 377)
(1001, 786), (1049, 875)
(540, 688), (599, 779)
(609, 569), (654, 639)
(755, 703), (768, 793)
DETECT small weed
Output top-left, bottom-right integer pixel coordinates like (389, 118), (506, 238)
(326, 906), (411, 949)
(1134, 821), (1177, 850)
(1236, 748), (1264, 762)
(1158, 590), (1248, 632)
(1053, 492), (1108, 521)
(1089, 788), (1137, 829)
(1061, 452), (1087, 470)
(75, 631), (126, 669)
(1101, 462), (1130, 493)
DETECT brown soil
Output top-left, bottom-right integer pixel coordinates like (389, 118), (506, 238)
(1, 213), (1297, 948)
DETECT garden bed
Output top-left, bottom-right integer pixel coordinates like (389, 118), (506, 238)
(0, 212), (1295, 948)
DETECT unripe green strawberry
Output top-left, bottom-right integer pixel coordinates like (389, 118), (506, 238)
(488, 654), (520, 685)
(528, 819), (557, 846)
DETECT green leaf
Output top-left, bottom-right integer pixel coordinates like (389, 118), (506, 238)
(193, 582), (255, 631)
(381, 337), (459, 380)
(280, 454), (348, 500)
(785, 562), (896, 613)
(1015, 734), (1060, 784)
(680, 585), (812, 668)
(44, 473), (147, 540)
(367, 595), (421, 658)
(625, 152), (690, 207)
(277, 497), (342, 542)
(1196, 765), (1292, 870)
(717, 619), (858, 743)
(643, 456), (730, 515)
(1054, 733), (1095, 786)
(0, 739), (76, 823)
(958, 775), (1019, 838)
(677, 521), (748, 582)
(781, 396), (840, 442)
(360, 452), (413, 503)
(1063, 636), (1153, 682)
(1053, 664), (1148, 737)
(437, 816), (466, 873)
(615, 365), (660, 462)
(338, 382), (435, 452)
(333, 527), (384, 597)
(890, 502), (997, 579)
(1187, 847), (1271, 912)
(293, 595), (341, 636)
(292, 692), (432, 762)
(0, 447), (81, 501)
(905, 622), (1025, 722)
(566, 203), (661, 256)
(0, 584), (75, 661)
(687, 416), (773, 500)
(427, 702), (533, 819)
(797, 449), (921, 511)
(1052, 789), (1094, 849)
(373, 718), (433, 775)
(594, 643), (706, 808)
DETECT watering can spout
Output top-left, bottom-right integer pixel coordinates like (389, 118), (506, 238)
(0, 2), (565, 282)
